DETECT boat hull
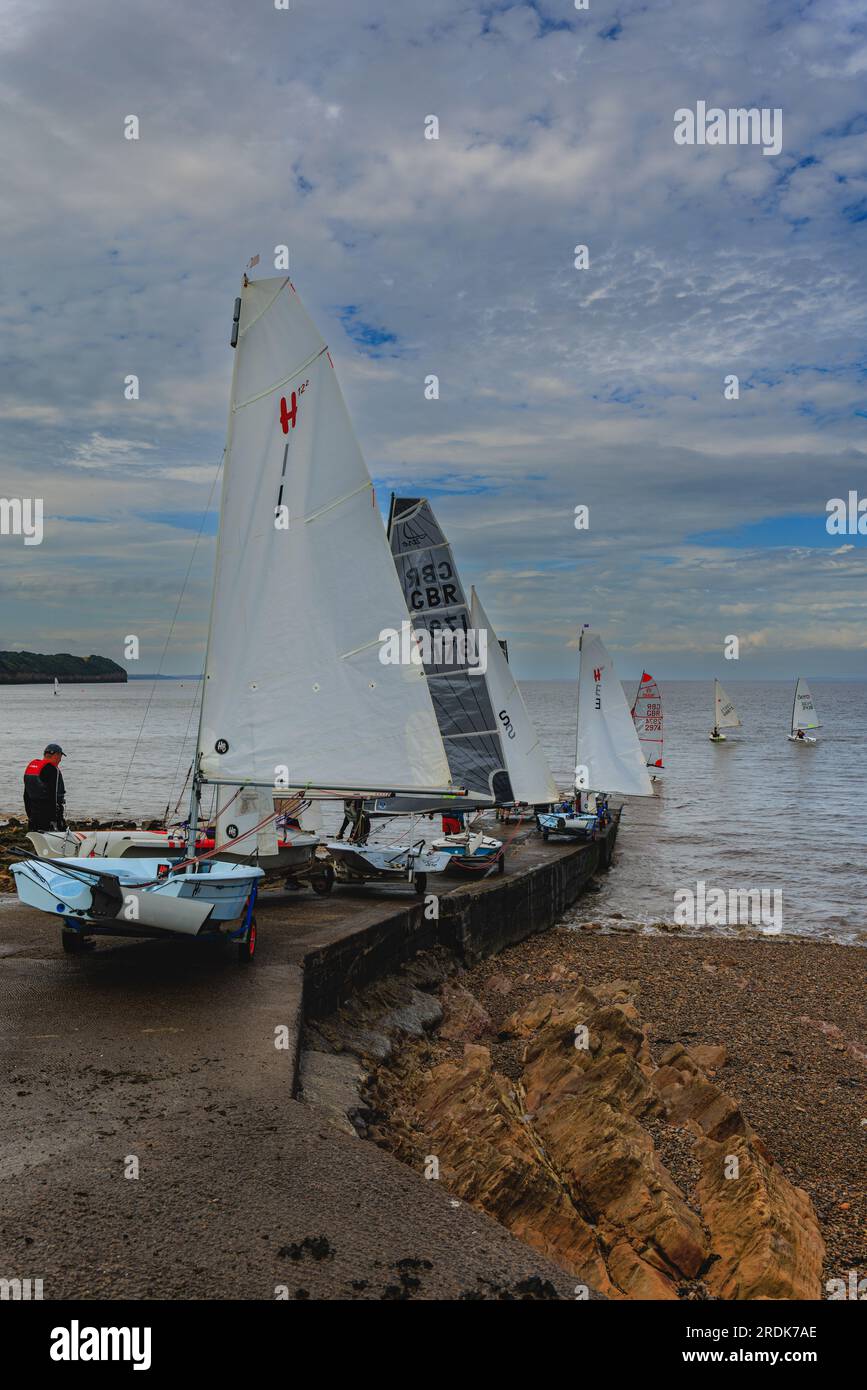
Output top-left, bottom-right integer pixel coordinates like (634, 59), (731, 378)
(26, 828), (318, 875)
(788, 734), (817, 744)
(325, 841), (451, 885)
(11, 857), (263, 937)
(537, 812), (597, 840)
(430, 831), (503, 872)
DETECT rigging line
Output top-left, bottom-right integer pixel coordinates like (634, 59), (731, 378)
(110, 451), (225, 830)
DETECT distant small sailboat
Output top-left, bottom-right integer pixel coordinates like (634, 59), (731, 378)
(631, 671), (663, 772)
(788, 678), (820, 743)
(53, 677), (59, 696)
(710, 678), (740, 741)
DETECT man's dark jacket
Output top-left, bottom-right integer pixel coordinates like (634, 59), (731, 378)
(23, 759), (66, 831)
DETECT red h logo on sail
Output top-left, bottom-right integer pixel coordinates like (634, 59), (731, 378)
(593, 667), (602, 682)
(279, 391), (298, 433)
(593, 668), (602, 710)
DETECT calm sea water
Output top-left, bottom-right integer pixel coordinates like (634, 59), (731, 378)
(1, 679), (865, 941)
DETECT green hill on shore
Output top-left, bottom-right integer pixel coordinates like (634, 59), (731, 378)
(0, 652), (127, 684)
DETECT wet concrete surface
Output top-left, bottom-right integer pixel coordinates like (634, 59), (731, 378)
(0, 835), (596, 1299)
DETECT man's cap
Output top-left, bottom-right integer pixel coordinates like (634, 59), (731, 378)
(43, 743), (64, 756)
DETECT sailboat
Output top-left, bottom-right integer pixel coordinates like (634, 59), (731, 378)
(710, 678), (741, 742)
(630, 670), (663, 775)
(539, 628), (653, 839)
(53, 677), (59, 696)
(788, 678), (820, 743)
(12, 275), (461, 947)
(385, 497), (558, 868)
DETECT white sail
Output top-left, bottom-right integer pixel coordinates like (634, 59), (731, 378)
(215, 785), (279, 857)
(575, 630), (653, 796)
(630, 670), (663, 769)
(53, 678), (59, 694)
(714, 679), (741, 729)
(198, 277), (452, 795)
(792, 678), (820, 731)
(470, 589), (558, 804)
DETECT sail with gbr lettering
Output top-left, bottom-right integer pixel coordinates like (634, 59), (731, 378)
(630, 670), (663, 769)
(388, 496), (512, 802)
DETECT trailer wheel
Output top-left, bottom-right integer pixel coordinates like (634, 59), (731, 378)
(61, 927), (87, 954)
(311, 866), (334, 896)
(542, 829), (549, 841)
(414, 872), (428, 897)
(497, 855), (505, 875)
(237, 916), (257, 963)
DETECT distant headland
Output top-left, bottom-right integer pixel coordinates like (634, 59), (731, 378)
(0, 652), (127, 684)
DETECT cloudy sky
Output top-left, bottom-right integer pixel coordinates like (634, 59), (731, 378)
(1, 0), (865, 679)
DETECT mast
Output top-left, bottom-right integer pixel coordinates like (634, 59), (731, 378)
(187, 286), (245, 857)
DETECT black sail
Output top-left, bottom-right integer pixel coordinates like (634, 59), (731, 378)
(387, 496), (513, 805)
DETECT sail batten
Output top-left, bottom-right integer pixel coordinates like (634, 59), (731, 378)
(197, 278), (453, 795)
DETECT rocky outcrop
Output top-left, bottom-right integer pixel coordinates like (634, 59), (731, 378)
(698, 1135), (826, 1300)
(368, 972), (825, 1300)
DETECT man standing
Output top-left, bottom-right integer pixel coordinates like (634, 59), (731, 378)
(23, 743), (67, 830)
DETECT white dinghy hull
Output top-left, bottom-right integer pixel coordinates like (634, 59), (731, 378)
(26, 827), (319, 875)
(11, 857), (263, 938)
(325, 841), (451, 891)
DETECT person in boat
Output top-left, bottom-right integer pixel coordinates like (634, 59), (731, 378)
(711, 725), (720, 739)
(337, 798), (370, 843)
(794, 728), (806, 740)
(23, 743), (66, 831)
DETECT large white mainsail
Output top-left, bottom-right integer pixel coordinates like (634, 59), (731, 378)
(791, 678), (820, 732)
(713, 678), (741, 730)
(470, 588), (558, 804)
(630, 670), (664, 769)
(197, 277), (453, 795)
(575, 630), (653, 796)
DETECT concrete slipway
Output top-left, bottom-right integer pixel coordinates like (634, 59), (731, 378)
(0, 822), (616, 1300)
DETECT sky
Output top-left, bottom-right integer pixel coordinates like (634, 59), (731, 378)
(0, 0), (865, 680)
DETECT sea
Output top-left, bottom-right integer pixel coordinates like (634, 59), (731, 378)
(1, 678), (865, 943)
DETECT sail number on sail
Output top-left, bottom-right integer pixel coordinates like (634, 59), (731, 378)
(405, 560), (459, 612)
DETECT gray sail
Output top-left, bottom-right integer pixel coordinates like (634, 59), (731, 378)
(387, 496), (514, 804)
